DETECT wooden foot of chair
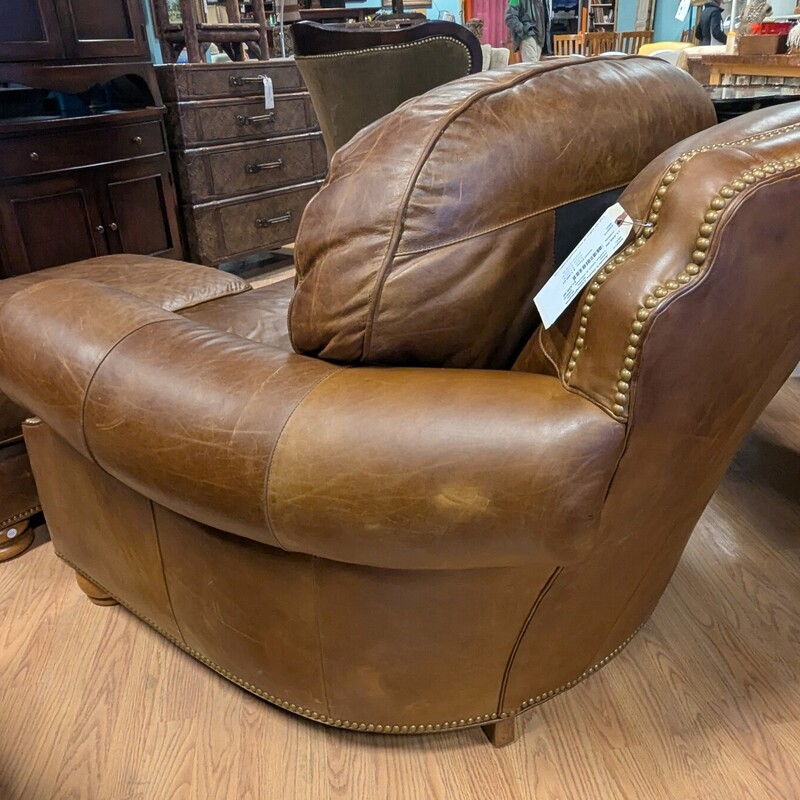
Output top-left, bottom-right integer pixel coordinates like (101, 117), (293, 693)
(0, 520), (34, 562)
(482, 717), (517, 748)
(75, 573), (118, 606)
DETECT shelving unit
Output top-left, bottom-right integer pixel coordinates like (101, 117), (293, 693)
(579, 0), (617, 31)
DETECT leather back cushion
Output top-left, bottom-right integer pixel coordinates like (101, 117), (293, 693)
(289, 56), (716, 369)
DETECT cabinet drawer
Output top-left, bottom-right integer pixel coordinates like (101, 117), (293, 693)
(0, 121), (165, 180)
(165, 94), (315, 147)
(186, 181), (321, 265)
(158, 60), (304, 101)
(177, 134), (326, 202)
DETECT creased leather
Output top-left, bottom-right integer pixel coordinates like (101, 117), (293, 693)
(289, 57), (715, 369)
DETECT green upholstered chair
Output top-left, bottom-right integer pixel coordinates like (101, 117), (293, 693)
(292, 20), (482, 158)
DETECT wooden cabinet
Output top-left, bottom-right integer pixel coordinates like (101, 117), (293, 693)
(0, 173), (107, 273)
(0, 0), (183, 278)
(53, 0), (147, 59)
(0, 0), (64, 61)
(0, 111), (183, 278)
(0, 0), (147, 62)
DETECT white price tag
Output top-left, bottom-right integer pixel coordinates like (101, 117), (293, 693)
(534, 202), (633, 329)
(262, 75), (275, 110)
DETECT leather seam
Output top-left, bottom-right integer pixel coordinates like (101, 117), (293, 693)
(80, 318), (179, 468)
(57, 550), (647, 735)
(496, 566), (563, 712)
(262, 366), (347, 550)
(147, 501), (189, 649)
(312, 556), (331, 717)
(394, 185), (625, 258)
(361, 55), (646, 361)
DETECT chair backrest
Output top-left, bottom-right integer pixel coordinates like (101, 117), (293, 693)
(553, 33), (585, 56)
(583, 31), (617, 56)
(290, 58), (716, 370)
(292, 20), (482, 158)
(617, 30), (654, 54)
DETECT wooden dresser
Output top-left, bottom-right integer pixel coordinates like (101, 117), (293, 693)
(158, 60), (326, 266)
(0, 0), (183, 278)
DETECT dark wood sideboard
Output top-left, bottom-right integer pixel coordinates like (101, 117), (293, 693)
(0, 0), (183, 278)
(158, 59), (326, 266)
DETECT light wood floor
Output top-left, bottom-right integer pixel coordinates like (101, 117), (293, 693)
(1, 379), (798, 800)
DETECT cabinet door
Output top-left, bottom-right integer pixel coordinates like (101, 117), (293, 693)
(0, 173), (108, 278)
(97, 156), (183, 261)
(0, 0), (64, 61)
(53, 0), (147, 59)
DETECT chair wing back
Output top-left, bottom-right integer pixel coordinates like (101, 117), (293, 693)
(289, 57), (715, 370)
(293, 20), (481, 157)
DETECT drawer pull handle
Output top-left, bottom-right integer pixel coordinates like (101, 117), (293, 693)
(30, 152), (39, 161)
(246, 158), (283, 174)
(108, 222), (119, 232)
(256, 212), (291, 227)
(229, 76), (266, 87)
(131, 135), (143, 145)
(95, 225), (105, 234)
(236, 112), (275, 126)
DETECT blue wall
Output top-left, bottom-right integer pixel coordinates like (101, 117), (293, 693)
(616, 0), (637, 32)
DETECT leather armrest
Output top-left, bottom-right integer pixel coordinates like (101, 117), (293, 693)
(0, 279), (624, 569)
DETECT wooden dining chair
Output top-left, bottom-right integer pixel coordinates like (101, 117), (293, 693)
(617, 30), (654, 55)
(583, 31), (617, 56)
(553, 34), (585, 56)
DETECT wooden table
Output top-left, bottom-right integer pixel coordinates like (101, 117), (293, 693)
(702, 54), (800, 86)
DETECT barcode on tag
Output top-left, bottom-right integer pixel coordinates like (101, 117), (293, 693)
(534, 202), (634, 329)
(262, 76), (275, 110)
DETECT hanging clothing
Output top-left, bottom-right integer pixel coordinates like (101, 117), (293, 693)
(506, 0), (551, 53)
(695, 1), (725, 46)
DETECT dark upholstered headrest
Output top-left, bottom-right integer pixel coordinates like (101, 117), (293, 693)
(289, 57), (716, 369)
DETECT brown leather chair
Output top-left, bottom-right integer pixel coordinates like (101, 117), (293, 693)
(292, 20), (482, 158)
(2, 58), (799, 747)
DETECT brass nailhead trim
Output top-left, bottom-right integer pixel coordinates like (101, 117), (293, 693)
(611, 155), (798, 417)
(299, 37), (473, 74)
(56, 551), (647, 735)
(564, 121), (800, 385)
(1, 505), (42, 530)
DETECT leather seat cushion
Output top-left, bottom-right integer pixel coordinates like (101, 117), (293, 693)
(289, 56), (716, 370)
(180, 278), (294, 351)
(0, 255), (250, 316)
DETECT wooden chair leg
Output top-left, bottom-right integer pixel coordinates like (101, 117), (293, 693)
(0, 519), (34, 562)
(75, 573), (118, 606)
(482, 717), (517, 747)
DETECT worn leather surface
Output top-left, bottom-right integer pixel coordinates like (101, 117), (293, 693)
(1, 278), (623, 568)
(180, 279), (295, 350)
(526, 102), (800, 417)
(290, 56), (715, 370)
(0, 254), (250, 530)
(2, 96), (799, 735)
(0, 254), (249, 315)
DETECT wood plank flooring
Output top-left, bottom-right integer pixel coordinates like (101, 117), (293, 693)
(0, 378), (797, 800)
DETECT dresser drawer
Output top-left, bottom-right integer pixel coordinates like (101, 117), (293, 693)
(177, 133), (326, 203)
(0, 121), (165, 180)
(165, 93), (315, 148)
(158, 60), (304, 101)
(185, 181), (321, 265)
